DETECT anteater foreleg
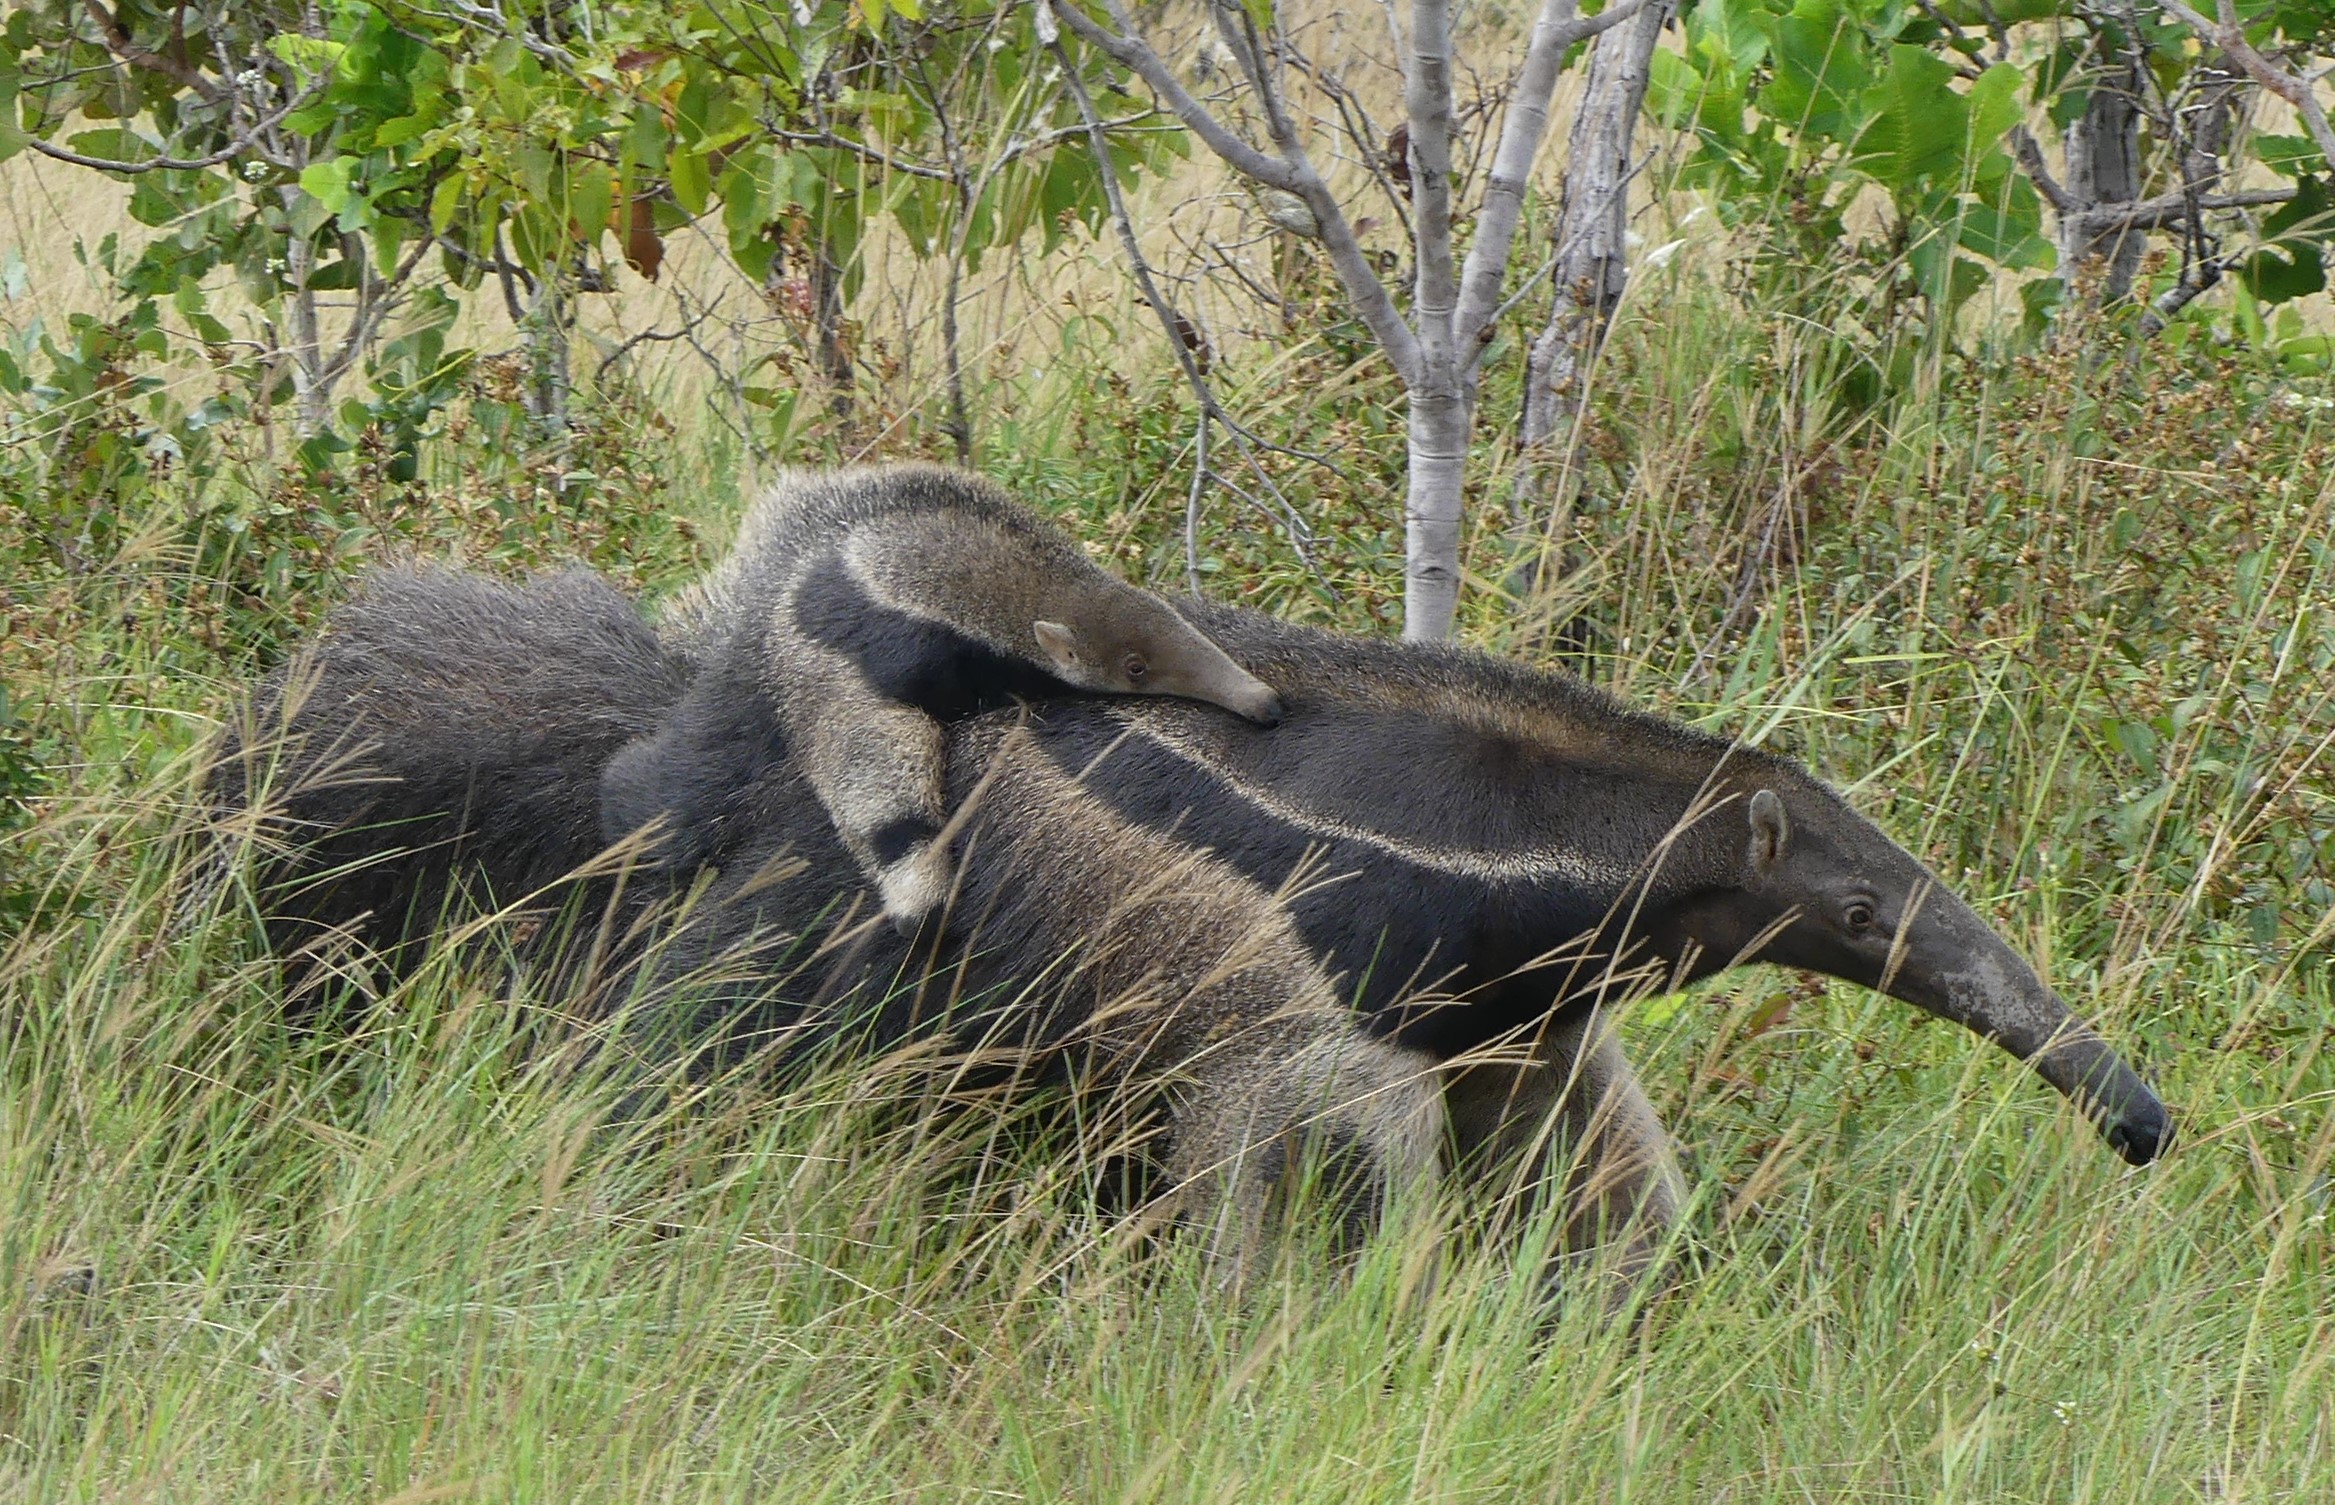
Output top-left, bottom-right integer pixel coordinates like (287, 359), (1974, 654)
(1445, 1007), (1685, 1303)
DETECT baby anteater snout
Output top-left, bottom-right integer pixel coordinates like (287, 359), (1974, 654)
(1242, 686), (1287, 726)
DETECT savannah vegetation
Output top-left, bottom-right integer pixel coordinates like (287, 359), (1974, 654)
(3, 0), (2334, 1498)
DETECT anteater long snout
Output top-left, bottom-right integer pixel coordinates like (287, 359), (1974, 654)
(1181, 642), (1284, 725)
(1931, 980), (2172, 1166)
(2023, 1027), (2175, 1166)
(1896, 899), (2173, 1166)
(1231, 677), (1285, 726)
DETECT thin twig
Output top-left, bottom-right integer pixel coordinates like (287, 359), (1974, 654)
(595, 298), (725, 381)
(2121, 185), (2293, 228)
(1052, 0), (1423, 384)
(766, 127), (954, 181)
(1206, 463), (1320, 560)
(1272, 45), (1416, 256)
(2009, 126), (2075, 215)
(1050, 25), (1322, 574)
(315, 233), (433, 389)
(22, 75), (318, 173)
(1185, 410), (1210, 597)
(2159, 0), (2335, 166)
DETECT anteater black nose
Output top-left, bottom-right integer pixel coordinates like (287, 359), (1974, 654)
(1250, 692), (1286, 727)
(2105, 1099), (2175, 1166)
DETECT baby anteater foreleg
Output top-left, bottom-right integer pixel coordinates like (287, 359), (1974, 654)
(786, 675), (957, 935)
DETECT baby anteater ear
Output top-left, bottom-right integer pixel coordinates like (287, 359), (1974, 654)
(1031, 620), (1082, 673)
(1747, 788), (1791, 873)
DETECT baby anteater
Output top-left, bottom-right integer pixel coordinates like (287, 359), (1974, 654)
(603, 464), (1285, 932)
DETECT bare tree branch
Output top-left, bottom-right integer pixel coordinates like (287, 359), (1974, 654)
(1049, 24), (1323, 575)
(2123, 185), (2293, 227)
(1050, 2), (1306, 194)
(81, 0), (223, 101)
(2137, 249), (2232, 336)
(2018, 118), (2290, 230)
(1050, 0), (1423, 383)
(2159, 0), (2335, 166)
(1051, 0), (1619, 636)
(1455, 0), (1656, 349)
(2009, 125), (2075, 214)
(21, 74), (319, 174)
(1406, 0), (1460, 357)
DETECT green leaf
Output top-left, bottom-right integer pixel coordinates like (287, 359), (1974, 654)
(127, 176), (185, 228)
(429, 173), (466, 234)
(1645, 51), (1708, 129)
(626, 103), (668, 175)
(2254, 133), (2323, 180)
(1764, 3), (1868, 142)
(719, 150), (769, 238)
(1690, 0), (1773, 75)
(2275, 332), (2335, 371)
(2237, 176), (2330, 304)
(568, 161), (614, 240)
(775, 152), (826, 213)
(1849, 45), (1963, 193)
(669, 149), (712, 215)
(1954, 171), (2048, 268)
(516, 143), (555, 201)
(299, 156), (358, 214)
(267, 34), (348, 77)
(172, 277), (231, 345)
(372, 214), (407, 275)
(1965, 64), (2023, 149)
(65, 127), (150, 166)
(372, 112), (434, 149)
(507, 204), (563, 272)
(1039, 140), (1100, 235)
(887, 174), (949, 256)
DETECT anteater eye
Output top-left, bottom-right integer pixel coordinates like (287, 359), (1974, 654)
(1842, 900), (1876, 932)
(1123, 654), (1149, 683)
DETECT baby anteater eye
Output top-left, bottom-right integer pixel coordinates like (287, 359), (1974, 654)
(1122, 654), (1149, 683)
(1842, 899), (1876, 932)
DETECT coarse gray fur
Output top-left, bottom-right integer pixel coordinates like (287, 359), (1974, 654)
(214, 564), (2173, 1296)
(208, 564), (694, 996)
(603, 464), (1284, 935)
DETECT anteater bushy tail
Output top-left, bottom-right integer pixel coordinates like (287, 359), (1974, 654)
(208, 565), (693, 990)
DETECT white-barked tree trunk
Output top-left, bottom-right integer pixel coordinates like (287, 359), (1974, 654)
(1049, 0), (1653, 639)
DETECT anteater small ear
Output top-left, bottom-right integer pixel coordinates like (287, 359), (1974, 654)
(1747, 788), (1791, 872)
(1031, 620), (1080, 670)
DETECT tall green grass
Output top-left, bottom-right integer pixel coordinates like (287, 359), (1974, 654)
(4, 244), (2333, 1500)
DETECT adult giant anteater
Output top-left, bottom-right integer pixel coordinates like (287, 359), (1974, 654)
(218, 562), (2173, 1287)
